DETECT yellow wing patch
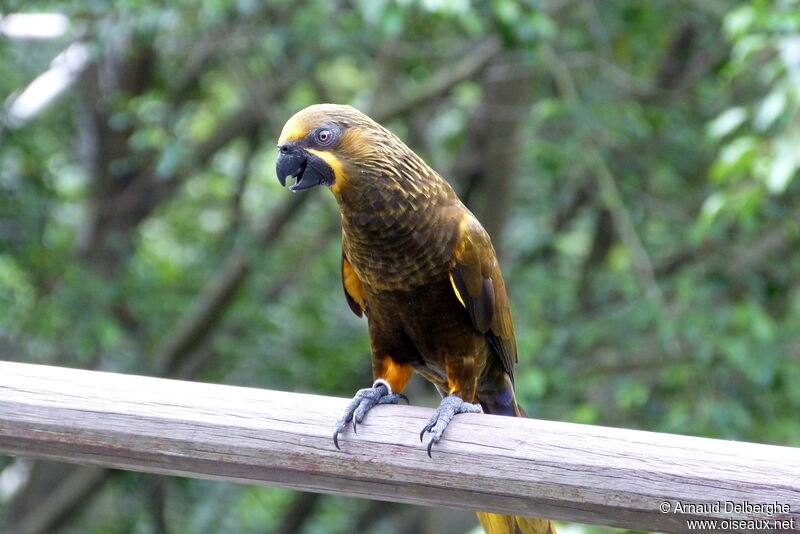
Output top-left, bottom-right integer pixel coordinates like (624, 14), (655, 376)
(342, 256), (367, 316)
(449, 272), (466, 307)
(450, 211), (519, 380)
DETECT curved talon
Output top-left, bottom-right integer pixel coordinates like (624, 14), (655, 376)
(333, 420), (348, 450)
(332, 380), (409, 450)
(419, 394), (482, 457)
(419, 420), (435, 442)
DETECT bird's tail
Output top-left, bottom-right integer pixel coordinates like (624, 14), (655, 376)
(476, 393), (556, 534)
(477, 512), (556, 534)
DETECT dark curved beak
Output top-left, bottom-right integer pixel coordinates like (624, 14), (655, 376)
(276, 143), (335, 192)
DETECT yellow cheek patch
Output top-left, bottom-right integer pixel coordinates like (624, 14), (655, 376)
(307, 148), (346, 191)
(278, 115), (308, 144)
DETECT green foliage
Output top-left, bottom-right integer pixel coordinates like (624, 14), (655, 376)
(1, 1), (799, 533)
(706, 1), (800, 224)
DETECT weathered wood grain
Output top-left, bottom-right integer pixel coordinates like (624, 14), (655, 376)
(0, 361), (797, 533)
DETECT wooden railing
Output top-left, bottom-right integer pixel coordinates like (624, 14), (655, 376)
(0, 361), (798, 533)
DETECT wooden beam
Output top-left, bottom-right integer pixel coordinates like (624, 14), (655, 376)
(0, 361), (797, 533)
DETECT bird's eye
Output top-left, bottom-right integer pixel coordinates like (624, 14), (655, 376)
(316, 129), (334, 145)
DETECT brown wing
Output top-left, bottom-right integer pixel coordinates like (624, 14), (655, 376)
(342, 248), (367, 317)
(449, 213), (517, 382)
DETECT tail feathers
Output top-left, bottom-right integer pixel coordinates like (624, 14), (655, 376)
(477, 389), (555, 534)
(480, 377), (525, 418)
(477, 512), (556, 534)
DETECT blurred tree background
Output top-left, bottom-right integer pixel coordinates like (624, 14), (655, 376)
(1, 0), (799, 533)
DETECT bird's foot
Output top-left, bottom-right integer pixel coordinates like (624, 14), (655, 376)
(333, 379), (408, 449)
(420, 394), (482, 457)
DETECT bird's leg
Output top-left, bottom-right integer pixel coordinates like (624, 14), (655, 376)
(420, 394), (482, 457)
(333, 378), (408, 449)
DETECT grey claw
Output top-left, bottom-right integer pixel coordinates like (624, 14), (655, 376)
(419, 394), (482, 457)
(377, 393), (406, 406)
(420, 420), (435, 442)
(332, 380), (408, 449)
(333, 420), (348, 449)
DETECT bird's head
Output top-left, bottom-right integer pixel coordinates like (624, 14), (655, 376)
(275, 104), (408, 194)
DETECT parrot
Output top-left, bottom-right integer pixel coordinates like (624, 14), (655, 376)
(276, 104), (555, 534)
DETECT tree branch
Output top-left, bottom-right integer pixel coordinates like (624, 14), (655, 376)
(370, 38), (500, 123)
(540, 43), (665, 305)
(155, 193), (308, 375)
